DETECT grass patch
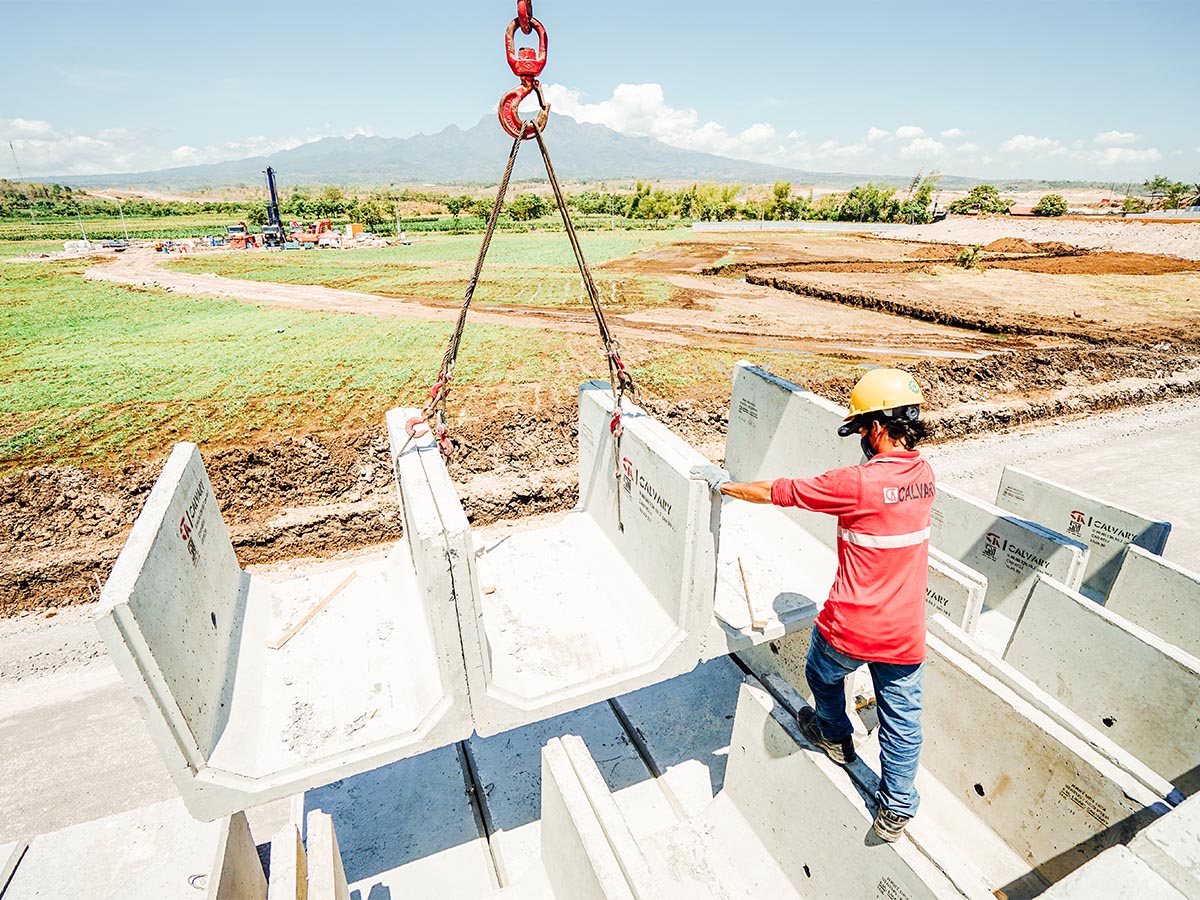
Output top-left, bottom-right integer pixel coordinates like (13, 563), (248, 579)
(0, 261), (631, 472)
(165, 231), (683, 311)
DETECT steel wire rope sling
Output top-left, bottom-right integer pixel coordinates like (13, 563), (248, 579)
(406, 0), (636, 525)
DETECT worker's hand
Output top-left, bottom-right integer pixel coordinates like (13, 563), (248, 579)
(691, 464), (731, 495)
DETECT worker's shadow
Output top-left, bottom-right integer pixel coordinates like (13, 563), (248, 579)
(356, 886), (392, 900)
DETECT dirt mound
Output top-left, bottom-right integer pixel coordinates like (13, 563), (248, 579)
(984, 251), (1200, 276)
(984, 238), (1041, 254)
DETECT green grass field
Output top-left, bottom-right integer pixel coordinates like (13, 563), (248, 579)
(0, 232), (858, 473)
(0, 214), (242, 242)
(165, 230), (686, 311)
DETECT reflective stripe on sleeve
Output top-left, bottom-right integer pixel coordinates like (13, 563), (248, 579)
(837, 526), (931, 549)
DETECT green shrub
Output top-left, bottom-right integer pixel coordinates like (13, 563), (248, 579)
(1032, 194), (1068, 217)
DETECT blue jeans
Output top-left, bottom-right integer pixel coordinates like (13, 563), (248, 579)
(804, 626), (924, 818)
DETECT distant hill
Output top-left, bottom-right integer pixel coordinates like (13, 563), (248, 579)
(37, 113), (997, 192)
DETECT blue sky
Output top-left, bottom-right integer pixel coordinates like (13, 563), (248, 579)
(4, 0), (1198, 183)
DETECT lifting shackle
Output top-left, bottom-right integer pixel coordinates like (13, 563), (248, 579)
(498, 4), (550, 140)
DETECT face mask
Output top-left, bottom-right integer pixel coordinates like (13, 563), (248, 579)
(860, 434), (876, 460)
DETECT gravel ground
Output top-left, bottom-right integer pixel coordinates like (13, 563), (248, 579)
(880, 217), (1200, 260)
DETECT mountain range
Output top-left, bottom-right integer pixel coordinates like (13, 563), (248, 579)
(39, 113), (1001, 192)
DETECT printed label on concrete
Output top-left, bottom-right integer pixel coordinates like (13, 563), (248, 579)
(930, 483), (1089, 621)
(996, 466), (1171, 601)
(927, 547), (987, 635)
(1005, 575), (1200, 796)
(1106, 546), (1200, 660)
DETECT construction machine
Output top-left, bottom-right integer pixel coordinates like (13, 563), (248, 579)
(260, 166), (287, 248)
(226, 222), (255, 249)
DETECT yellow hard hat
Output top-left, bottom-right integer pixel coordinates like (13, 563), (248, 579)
(837, 369), (925, 436)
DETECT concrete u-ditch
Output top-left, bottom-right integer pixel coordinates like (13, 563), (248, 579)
(69, 362), (1200, 898)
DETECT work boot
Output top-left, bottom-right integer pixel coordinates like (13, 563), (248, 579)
(796, 707), (857, 765)
(872, 805), (912, 843)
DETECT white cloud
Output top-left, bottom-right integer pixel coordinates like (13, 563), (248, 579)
(1098, 147), (1161, 165)
(866, 126), (889, 143)
(900, 138), (945, 159)
(895, 125), (926, 140)
(957, 142), (980, 153)
(1094, 130), (1140, 146)
(940, 127), (965, 139)
(543, 82), (876, 169)
(1, 118), (372, 176)
(1001, 134), (1065, 156)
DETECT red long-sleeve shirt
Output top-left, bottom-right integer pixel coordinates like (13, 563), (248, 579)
(771, 450), (935, 664)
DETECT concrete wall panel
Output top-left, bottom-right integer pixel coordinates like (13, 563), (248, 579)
(208, 812), (267, 900)
(1004, 575), (1200, 795)
(930, 483), (1089, 621)
(721, 682), (977, 899)
(927, 547), (986, 635)
(1129, 794), (1200, 899)
(1038, 846), (1187, 900)
(724, 361), (862, 550)
(2, 800), (237, 900)
(1106, 546), (1200, 659)
(267, 825), (307, 900)
(0, 841), (27, 897)
(996, 466), (1170, 600)
(305, 812), (350, 900)
(538, 736), (656, 900)
(923, 631), (1164, 883)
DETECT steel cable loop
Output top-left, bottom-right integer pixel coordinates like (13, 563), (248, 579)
(531, 119), (634, 529)
(409, 131), (524, 455)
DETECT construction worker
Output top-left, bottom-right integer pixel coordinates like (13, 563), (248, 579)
(692, 369), (934, 843)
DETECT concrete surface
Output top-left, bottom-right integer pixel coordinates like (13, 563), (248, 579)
(0, 842), (26, 896)
(927, 548), (987, 634)
(98, 440), (474, 820)
(1004, 575), (1200, 795)
(920, 630), (1165, 885)
(1037, 846), (1187, 900)
(640, 681), (977, 899)
(303, 744), (497, 899)
(995, 465), (1171, 600)
(929, 616), (1179, 807)
(305, 811), (350, 900)
(924, 398), (1200, 566)
(402, 383), (719, 738)
(610, 656), (745, 818)
(930, 482), (1089, 635)
(2, 801), (260, 900)
(1106, 546), (1200, 659)
(464, 699), (675, 885)
(267, 825), (306, 900)
(1129, 793), (1200, 899)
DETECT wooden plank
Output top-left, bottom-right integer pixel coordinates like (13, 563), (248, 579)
(268, 572), (357, 651)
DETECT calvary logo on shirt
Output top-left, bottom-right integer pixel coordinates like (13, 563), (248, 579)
(882, 481), (935, 504)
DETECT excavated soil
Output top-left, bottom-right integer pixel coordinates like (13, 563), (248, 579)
(5, 344), (1199, 612)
